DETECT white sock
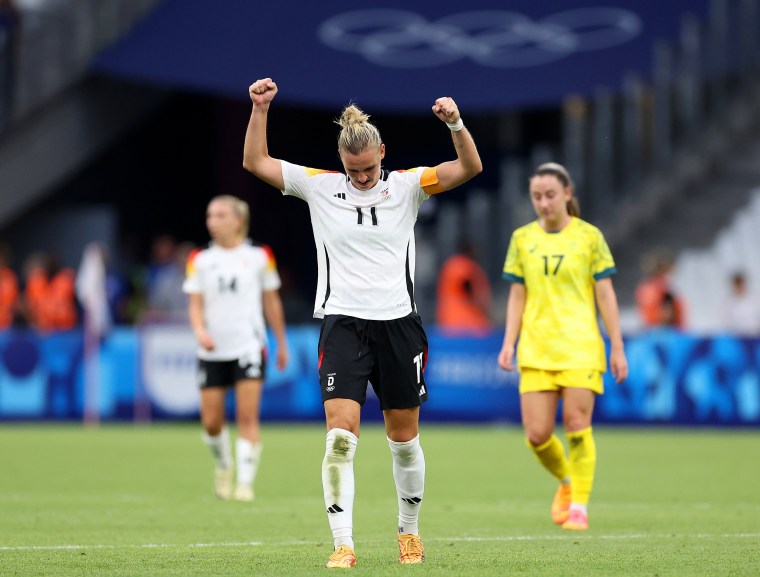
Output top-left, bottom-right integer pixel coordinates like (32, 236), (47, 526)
(236, 439), (262, 487)
(570, 503), (588, 515)
(388, 435), (425, 536)
(202, 427), (232, 469)
(322, 428), (358, 550)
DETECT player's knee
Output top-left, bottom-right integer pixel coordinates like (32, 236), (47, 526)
(202, 419), (224, 437)
(564, 414), (592, 433)
(388, 435), (422, 464)
(324, 428), (358, 463)
(525, 428), (552, 447)
(324, 410), (360, 436)
(386, 425), (419, 443)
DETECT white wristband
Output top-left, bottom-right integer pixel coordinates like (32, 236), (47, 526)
(446, 118), (464, 132)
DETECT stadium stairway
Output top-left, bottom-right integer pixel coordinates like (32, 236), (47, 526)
(0, 75), (169, 230)
(0, 0), (167, 229)
(604, 79), (760, 313)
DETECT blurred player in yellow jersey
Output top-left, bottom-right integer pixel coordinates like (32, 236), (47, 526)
(498, 162), (628, 531)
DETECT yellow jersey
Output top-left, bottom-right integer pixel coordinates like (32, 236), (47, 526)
(502, 217), (616, 371)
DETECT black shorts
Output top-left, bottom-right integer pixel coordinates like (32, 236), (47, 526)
(317, 313), (429, 410)
(197, 355), (267, 389)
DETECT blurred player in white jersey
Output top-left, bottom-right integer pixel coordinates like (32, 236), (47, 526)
(183, 195), (289, 502)
(243, 78), (482, 567)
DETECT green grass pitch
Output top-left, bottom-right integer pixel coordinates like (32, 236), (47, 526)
(1, 423), (758, 576)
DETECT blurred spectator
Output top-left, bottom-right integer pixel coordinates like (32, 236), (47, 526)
(436, 238), (493, 334)
(136, 233), (174, 321)
(23, 252), (78, 331)
(146, 239), (195, 320)
(147, 234), (176, 286)
(22, 252), (50, 326)
(635, 248), (685, 329)
(104, 255), (130, 324)
(721, 272), (760, 336)
(0, 0), (20, 131)
(0, 241), (19, 328)
(117, 234), (149, 324)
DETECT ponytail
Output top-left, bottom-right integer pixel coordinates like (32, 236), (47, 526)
(335, 103), (382, 155)
(567, 196), (581, 217)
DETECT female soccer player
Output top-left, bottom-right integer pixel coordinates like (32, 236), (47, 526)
(243, 77), (482, 567)
(498, 163), (628, 531)
(183, 195), (289, 502)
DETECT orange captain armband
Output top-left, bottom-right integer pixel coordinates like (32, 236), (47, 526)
(420, 166), (445, 195)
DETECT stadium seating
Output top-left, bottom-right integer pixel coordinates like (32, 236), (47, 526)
(672, 190), (760, 334)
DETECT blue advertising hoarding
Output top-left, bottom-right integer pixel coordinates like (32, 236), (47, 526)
(0, 325), (759, 426)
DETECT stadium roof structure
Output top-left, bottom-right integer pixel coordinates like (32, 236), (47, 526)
(94, 0), (709, 113)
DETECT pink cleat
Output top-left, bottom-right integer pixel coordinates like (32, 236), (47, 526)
(562, 509), (589, 531)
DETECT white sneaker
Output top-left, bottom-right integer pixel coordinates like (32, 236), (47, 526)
(213, 467), (233, 500)
(233, 483), (254, 502)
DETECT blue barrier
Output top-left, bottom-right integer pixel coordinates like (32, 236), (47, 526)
(600, 329), (760, 424)
(0, 326), (758, 425)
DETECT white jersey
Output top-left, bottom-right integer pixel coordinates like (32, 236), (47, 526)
(182, 241), (281, 361)
(281, 160), (432, 320)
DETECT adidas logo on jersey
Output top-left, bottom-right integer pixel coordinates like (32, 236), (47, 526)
(333, 193), (346, 200)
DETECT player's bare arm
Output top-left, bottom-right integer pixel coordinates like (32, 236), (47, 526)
(430, 97), (483, 193)
(595, 278), (628, 383)
(243, 77), (285, 191)
(263, 289), (289, 370)
(498, 282), (526, 371)
(188, 293), (215, 351)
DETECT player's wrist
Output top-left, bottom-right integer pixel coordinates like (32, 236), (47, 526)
(446, 118), (464, 132)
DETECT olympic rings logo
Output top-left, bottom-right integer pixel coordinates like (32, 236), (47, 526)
(318, 8), (642, 68)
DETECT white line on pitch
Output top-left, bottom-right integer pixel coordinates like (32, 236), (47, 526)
(432, 533), (760, 542)
(0, 542), (266, 551)
(2, 533), (759, 552)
